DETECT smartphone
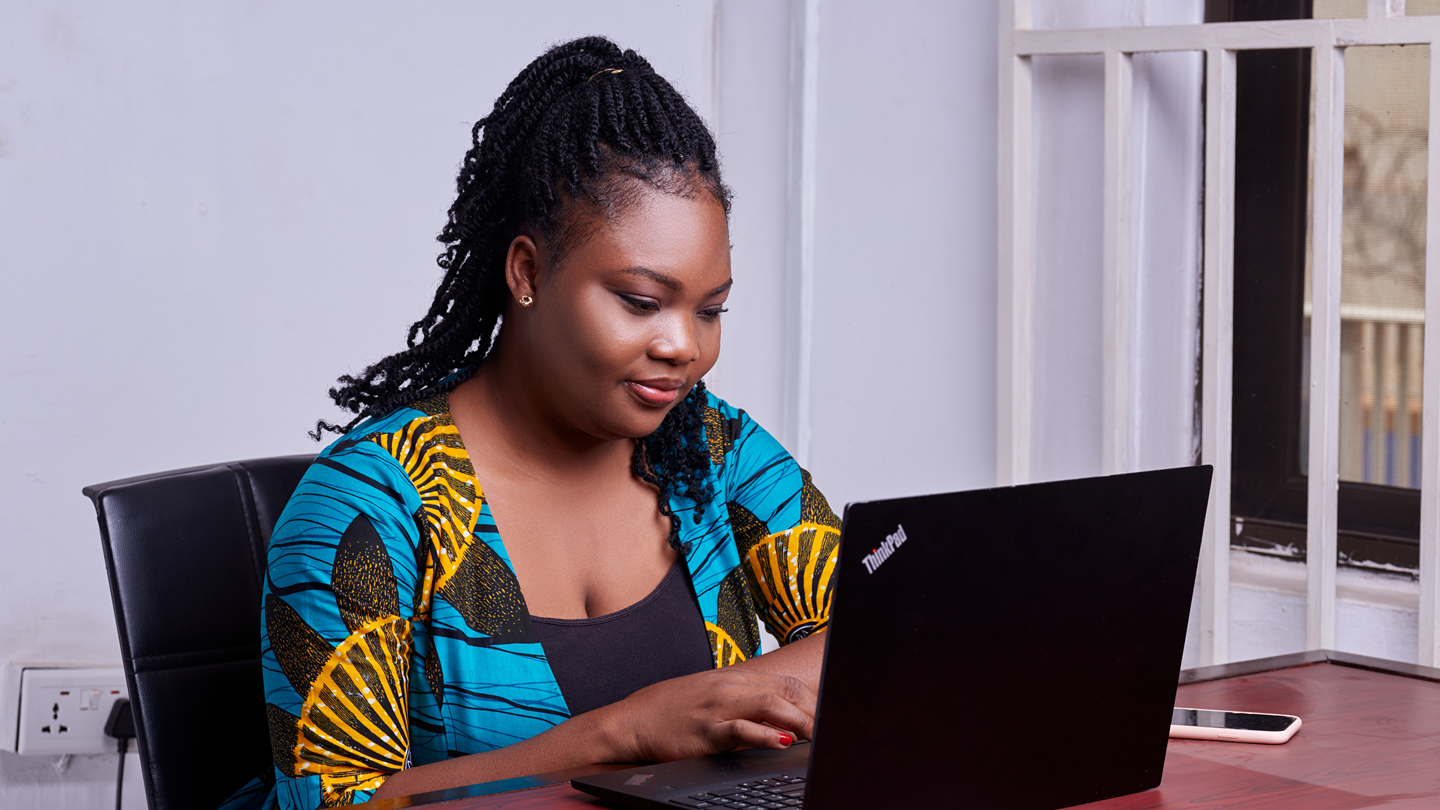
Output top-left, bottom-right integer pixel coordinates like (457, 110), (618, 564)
(1170, 707), (1301, 744)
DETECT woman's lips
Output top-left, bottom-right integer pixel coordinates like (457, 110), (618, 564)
(626, 379), (683, 406)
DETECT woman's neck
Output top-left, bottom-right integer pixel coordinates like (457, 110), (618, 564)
(449, 347), (634, 483)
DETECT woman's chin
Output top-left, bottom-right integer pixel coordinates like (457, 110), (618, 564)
(601, 406), (677, 442)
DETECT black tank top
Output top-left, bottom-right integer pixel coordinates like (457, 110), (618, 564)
(529, 560), (715, 717)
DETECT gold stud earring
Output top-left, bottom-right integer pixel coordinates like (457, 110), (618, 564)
(518, 294), (534, 308)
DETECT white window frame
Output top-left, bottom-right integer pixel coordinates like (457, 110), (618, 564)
(998, 0), (1440, 667)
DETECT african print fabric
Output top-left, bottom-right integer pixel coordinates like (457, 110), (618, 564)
(217, 390), (840, 810)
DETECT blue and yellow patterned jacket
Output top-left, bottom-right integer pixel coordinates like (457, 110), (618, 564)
(221, 390), (840, 809)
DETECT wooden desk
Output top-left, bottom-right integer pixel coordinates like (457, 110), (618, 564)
(373, 651), (1440, 810)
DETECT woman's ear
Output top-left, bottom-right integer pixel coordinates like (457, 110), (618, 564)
(504, 234), (541, 306)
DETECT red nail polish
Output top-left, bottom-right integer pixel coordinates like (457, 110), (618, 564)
(778, 733), (792, 746)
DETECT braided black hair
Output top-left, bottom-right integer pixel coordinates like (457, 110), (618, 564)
(314, 36), (730, 550)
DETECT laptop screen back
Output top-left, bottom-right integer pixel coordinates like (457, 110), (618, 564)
(804, 465), (1211, 810)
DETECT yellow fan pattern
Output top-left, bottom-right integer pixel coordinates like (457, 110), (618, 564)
(365, 395), (483, 615)
(705, 621), (748, 666)
(741, 522), (840, 644)
(292, 615), (412, 806)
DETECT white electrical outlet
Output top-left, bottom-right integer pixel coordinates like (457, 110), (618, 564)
(2, 664), (129, 755)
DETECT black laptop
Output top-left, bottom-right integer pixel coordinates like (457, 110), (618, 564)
(574, 465), (1212, 810)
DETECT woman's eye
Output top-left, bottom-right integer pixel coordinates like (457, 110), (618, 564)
(618, 293), (659, 313)
(700, 306), (729, 321)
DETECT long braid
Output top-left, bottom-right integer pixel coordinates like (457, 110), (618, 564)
(631, 380), (715, 552)
(314, 37), (729, 548)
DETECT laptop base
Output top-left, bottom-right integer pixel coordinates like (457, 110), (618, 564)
(574, 743), (810, 810)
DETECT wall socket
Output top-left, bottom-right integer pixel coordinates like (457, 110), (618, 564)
(1, 664), (130, 755)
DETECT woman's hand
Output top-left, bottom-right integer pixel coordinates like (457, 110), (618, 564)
(593, 666), (817, 764)
(372, 647), (824, 801)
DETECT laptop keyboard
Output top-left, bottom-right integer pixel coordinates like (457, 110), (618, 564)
(667, 776), (807, 808)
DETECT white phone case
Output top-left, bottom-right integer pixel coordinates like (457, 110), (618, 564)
(1169, 708), (1301, 744)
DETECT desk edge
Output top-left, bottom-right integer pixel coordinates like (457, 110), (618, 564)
(1179, 649), (1440, 685)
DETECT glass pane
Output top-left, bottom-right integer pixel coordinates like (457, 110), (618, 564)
(1302, 43), (1429, 489)
(1406, 0), (1440, 15)
(1316, 0), (1440, 17)
(1314, 0), (1365, 18)
(1311, 1), (1440, 18)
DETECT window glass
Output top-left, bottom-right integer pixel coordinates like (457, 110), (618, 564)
(1314, 0), (1363, 16)
(1222, 0), (1426, 573)
(1301, 17), (1428, 489)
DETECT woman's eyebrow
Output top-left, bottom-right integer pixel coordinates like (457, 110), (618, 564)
(620, 266), (681, 290)
(619, 266), (732, 297)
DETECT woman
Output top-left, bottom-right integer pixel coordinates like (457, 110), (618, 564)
(227, 36), (840, 809)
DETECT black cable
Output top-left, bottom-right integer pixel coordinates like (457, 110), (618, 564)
(114, 736), (128, 810)
(105, 699), (135, 810)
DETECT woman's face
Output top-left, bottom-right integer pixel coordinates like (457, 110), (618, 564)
(507, 184), (732, 442)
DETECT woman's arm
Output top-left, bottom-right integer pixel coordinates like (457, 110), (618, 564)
(708, 400), (841, 679)
(369, 665), (815, 801)
(264, 440), (438, 809)
(367, 708), (614, 801)
(730, 632), (826, 693)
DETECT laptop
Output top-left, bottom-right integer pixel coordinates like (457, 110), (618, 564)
(574, 465), (1213, 810)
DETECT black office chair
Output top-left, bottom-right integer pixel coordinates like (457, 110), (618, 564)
(84, 455), (313, 810)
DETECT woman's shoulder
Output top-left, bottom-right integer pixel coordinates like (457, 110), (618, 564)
(296, 394), (463, 510)
(696, 386), (838, 533)
(700, 387), (741, 418)
(320, 395), (443, 447)
(697, 388), (790, 469)
(699, 388), (769, 433)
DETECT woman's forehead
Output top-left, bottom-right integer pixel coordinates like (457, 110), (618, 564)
(553, 187), (730, 282)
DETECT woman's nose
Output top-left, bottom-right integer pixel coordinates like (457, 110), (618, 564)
(650, 313), (699, 364)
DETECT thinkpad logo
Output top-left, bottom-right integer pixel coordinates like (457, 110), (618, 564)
(862, 524), (908, 574)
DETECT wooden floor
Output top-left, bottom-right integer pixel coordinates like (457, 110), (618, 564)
(379, 660), (1440, 810)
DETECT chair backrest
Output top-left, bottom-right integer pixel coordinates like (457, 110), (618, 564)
(84, 455), (313, 810)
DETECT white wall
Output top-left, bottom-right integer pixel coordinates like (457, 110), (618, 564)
(1030, 3), (1203, 482)
(711, 0), (1000, 508)
(1227, 549), (1422, 664)
(1031, 0), (1208, 667)
(707, 0), (792, 438)
(806, 0), (999, 506)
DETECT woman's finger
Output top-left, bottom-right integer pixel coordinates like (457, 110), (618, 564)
(720, 690), (815, 742)
(716, 718), (801, 751)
